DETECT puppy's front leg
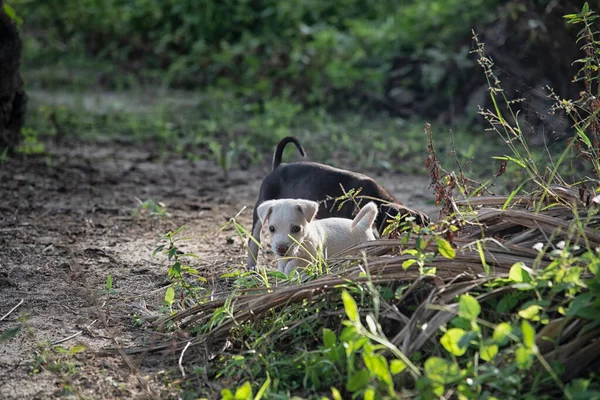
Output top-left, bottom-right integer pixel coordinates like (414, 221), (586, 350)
(277, 258), (293, 273)
(283, 258), (307, 276)
(246, 219), (263, 269)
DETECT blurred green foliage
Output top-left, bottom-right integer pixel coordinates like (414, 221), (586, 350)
(15, 0), (500, 105)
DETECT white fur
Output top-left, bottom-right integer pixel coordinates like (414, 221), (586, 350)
(257, 199), (378, 275)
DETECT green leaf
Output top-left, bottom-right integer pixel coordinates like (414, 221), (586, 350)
(2, 3), (22, 24)
(390, 359), (406, 375)
(364, 387), (376, 400)
(165, 286), (175, 306)
(364, 352), (392, 386)
(459, 294), (481, 321)
(402, 259), (417, 270)
(436, 238), (456, 259)
(576, 127), (592, 148)
(476, 241), (489, 275)
(234, 381), (252, 400)
(323, 328), (336, 348)
(521, 320), (536, 350)
(342, 290), (359, 323)
(515, 346), (534, 369)
(152, 245), (165, 256)
(480, 343), (498, 361)
(105, 274), (113, 291)
(518, 304), (542, 320)
(509, 262), (531, 283)
(492, 322), (512, 344)
(346, 369), (370, 392)
(424, 357), (462, 385)
(457, 331), (478, 350)
(221, 389), (234, 400)
(502, 180), (528, 211)
(573, 306), (600, 321)
(254, 374), (271, 400)
(331, 387), (343, 400)
(440, 328), (467, 356)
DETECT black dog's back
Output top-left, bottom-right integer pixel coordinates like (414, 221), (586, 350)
(263, 161), (399, 226)
(248, 136), (429, 269)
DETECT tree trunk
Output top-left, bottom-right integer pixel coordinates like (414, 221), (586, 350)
(0, 0), (27, 154)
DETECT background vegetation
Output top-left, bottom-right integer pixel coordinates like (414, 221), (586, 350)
(10, 0), (593, 172)
(4, 0), (600, 399)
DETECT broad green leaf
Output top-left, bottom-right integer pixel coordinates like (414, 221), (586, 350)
(509, 262), (531, 283)
(437, 238), (456, 259)
(457, 331), (478, 350)
(518, 304), (542, 320)
(402, 259), (417, 270)
(480, 343), (498, 361)
(221, 389), (234, 400)
(424, 357), (462, 384)
(165, 286), (175, 305)
(515, 346), (534, 369)
(573, 306), (600, 321)
(339, 326), (358, 342)
(342, 290), (359, 323)
(234, 381), (252, 400)
(68, 345), (86, 355)
(364, 353), (392, 386)
(331, 387), (343, 400)
(459, 295), (481, 321)
(390, 359), (406, 375)
(521, 320), (536, 350)
(346, 369), (370, 392)
(105, 274), (113, 290)
(450, 316), (471, 330)
(492, 322), (512, 344)
(440, 328), (467, 356)
(323, 328), (336, 348)
(364, 387), (376, 400)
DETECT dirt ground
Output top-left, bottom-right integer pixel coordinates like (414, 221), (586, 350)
(0, 139), (436, 399)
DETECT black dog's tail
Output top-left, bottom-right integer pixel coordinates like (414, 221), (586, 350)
(272, 136), (306, 170)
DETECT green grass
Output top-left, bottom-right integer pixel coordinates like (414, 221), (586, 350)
(23, 79), (513, 183)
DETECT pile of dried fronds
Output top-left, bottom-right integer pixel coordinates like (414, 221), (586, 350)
(110, 184), (600, 384)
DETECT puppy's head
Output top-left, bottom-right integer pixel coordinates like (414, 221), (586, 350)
(257, 199), (319, 257)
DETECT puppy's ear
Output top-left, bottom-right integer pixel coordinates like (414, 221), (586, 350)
(295, 200), (319, 222)
(257, 201), (274, 224)
(352, 202), (378, 231)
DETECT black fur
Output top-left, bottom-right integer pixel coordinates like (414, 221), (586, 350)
(247, 136), (429, 268)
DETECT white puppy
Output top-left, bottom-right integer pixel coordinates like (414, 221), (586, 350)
(256, 199), (378, 275)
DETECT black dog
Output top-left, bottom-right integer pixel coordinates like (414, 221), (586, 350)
(247, 137), (429, 268)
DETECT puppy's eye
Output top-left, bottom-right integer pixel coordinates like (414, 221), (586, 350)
(269, 225), (275, 233)
(291, 225), (301, 233)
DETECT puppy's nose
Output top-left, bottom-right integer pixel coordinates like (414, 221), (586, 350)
(275, 244), (289, 256)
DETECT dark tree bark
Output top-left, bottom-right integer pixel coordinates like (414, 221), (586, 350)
(0, 0), (27, 153)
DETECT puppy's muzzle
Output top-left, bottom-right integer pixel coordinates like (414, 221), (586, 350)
(275, 244), (289, 256)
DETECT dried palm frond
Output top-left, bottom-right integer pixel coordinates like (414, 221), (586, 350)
(104, 186), (600, 383)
